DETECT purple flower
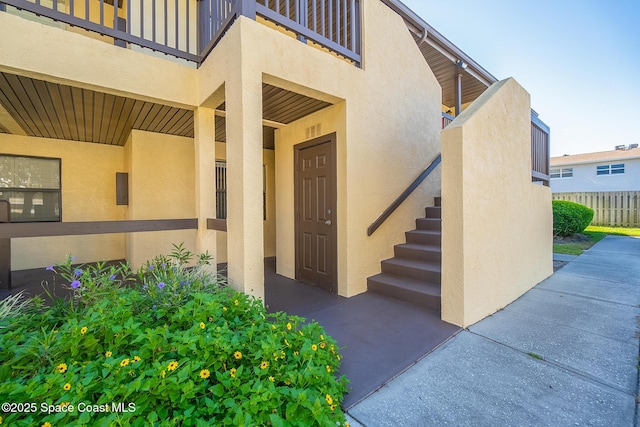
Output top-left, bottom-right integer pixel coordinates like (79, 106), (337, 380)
(157, 282), (165, 290)
(161, 263), (166, 268)
(142, 285), (148, 290)
(70, 280), (81, 289)
(152, 305), (157, 310)
(108, 275), (116, 281)
(148, 264), (154, 271)
(46, 266), (54, 271)
(74, 269), (83, 277)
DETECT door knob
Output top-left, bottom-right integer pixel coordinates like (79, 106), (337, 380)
(325, 220), (332, 226)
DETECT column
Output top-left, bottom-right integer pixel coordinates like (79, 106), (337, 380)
(194, 107), (217, 273)
(225, 70), (265, 300)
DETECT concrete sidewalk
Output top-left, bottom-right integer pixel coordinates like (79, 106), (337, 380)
(347, 235), (640, 426)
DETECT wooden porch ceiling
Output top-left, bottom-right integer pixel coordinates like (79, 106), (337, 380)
(0, 72), (194, 146)
(417, 38), (490, 107)
(0, 72), (330, 150)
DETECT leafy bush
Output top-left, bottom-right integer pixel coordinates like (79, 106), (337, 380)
(0, 247), (349, 426)
(552, 200), (594, 237)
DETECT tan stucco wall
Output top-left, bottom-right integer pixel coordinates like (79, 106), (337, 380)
(1, 134), (126, 269)
(441, 78), (553, 327)
(124, 130), (196, 267)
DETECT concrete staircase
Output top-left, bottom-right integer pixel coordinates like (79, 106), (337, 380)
(367, 197), (442, 311)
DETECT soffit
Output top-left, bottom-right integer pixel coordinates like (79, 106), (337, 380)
(0, 74), (330, 149)
(416, 35), (491, 107)
(214, 83), (332, 149)
(0, 72), (194, 146)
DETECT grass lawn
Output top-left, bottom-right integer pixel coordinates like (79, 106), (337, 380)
(553, 226), (640, 255)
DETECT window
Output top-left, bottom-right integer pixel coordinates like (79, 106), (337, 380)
(0, 155), (61, 222)
(550, 168), (573, 179)
(215, 161), (227, 219)
(215, 161), (267, 220)
(597, 164), (625, 175)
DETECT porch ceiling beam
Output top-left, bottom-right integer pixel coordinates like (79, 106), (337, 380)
(214, 109), (286, 129)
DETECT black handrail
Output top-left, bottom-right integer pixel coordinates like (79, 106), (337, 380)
(367, 154), (441, 236)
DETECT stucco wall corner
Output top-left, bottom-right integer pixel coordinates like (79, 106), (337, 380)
(440, 77), (552, 328)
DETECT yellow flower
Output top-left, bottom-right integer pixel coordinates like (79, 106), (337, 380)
(330, 404), (336, 411)
(133, 356), (141, 363)
(269, 376), (275, 382)
(320, 335), (324, 341)
(63, 383), (71, 391)
(80, 326), (87, 335)
(199, 322), (205, 329)
(286, 322), (292, 330)
(114, 333), (120, 337)
(330, 345), (335, 354)
(326, 365), (331, 373)
(234, 351), (242, 360)
(120, 358), (130, 367)
(320, 342), (326, 349)
(285, 379), (291, 385)
(105, 351), (112, 358)
(345, 422), (350, 427)
(234, 299), (239, 306)
(271, 325), (276, 330)
(167, 361), (178, 371)
(200, 369), (210, 379)
(129, 370), (135, 376)
(161, 370), (166, 378)
(294, 351), (299, 356)
(41, 423), (51, 427)
(326, 394), (333, 405)
(260, 361), (269, 369)
(311, 344), (318, 351)
(223, 307), (227, 311)
(56, 363), (67, 373)
(284, 339), (290, 346)
(230, 368), (237, 378)
(208, 316), (213, 322)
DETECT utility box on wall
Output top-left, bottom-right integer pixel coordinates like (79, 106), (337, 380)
(0, 200), (11, 290)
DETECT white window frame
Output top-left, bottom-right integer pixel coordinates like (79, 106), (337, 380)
(550, 167), (573, 179)
(596, 163), (625, 176)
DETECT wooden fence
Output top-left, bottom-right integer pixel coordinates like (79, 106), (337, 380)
(552, 191), (640, 227)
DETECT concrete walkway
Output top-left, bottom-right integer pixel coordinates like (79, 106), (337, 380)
(347, 236), (640, 426)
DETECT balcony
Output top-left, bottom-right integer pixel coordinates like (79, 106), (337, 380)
(0, 0), (361, 66)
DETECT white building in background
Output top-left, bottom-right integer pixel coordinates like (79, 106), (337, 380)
(550, 145), (640, 193)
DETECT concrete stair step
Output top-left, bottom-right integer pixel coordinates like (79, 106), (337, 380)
(425, 206), (442, 219)
(405, 229), (441, 245)
(394, 243), (441, 263)
(416, 217), (441, 231)
(381, 257), (441, 283)
(367, 273), (441, 311)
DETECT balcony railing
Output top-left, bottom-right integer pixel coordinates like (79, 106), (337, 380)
(0, 0), (361, 65)
(443, 111), (550, 187)
(531, 111), (550, 186)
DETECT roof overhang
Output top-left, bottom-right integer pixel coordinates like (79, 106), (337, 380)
(380, 0), (498, 107)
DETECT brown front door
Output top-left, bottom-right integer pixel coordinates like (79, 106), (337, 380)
(294, 134), (337, 293)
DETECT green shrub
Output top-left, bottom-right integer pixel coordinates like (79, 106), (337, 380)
(0, 248), (349, 426)
(552, 200), (594, 237)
